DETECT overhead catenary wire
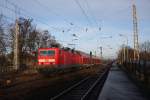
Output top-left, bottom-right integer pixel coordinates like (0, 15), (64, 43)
(74, 0), (93, 26)
(5, 0), (92, 35)
(1, 0), (67, 32)
(0, 0), (104, 49)
(0, 1), (69, 50)
(35, 0), (70, 25)
(34, 0), (83, 33)
(84, 0), (100, 29)
(0, 2), (40, 24)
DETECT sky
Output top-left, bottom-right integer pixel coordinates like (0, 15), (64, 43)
(0, 0), (150, 59)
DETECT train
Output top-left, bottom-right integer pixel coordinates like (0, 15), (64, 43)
(38, 47), (101, 68)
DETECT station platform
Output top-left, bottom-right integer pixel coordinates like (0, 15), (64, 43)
(98, 63), (148, 100)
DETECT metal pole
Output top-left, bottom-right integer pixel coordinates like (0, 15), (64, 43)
(126, 37), (128, 62)
(14, 19), (19, 70)
(123, 44), (126, 62)
(94, 51), (96, 56)
(100, 46), (102, 58)
(132, 0), (140, 61)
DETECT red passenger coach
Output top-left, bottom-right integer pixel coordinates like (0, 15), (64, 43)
(38, 47), (101, 68)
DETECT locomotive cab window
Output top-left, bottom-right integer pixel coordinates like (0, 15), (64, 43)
(40, 50), (55, 56)
(47, 50), (55, 55)
(40, 51), (47, 56)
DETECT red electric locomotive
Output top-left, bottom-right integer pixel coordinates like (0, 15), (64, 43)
(38, 47), (100, 67)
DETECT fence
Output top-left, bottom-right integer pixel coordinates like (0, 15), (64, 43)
(121, 60), (150, 88)
(0, 66), (16, 73)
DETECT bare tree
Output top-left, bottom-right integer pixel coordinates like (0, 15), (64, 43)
(0, 14), (6, 55)
(139, 41), (150, 61)
(0, 16), (62, 68)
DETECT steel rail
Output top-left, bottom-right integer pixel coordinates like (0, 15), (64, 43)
(50, 68), (109, 100)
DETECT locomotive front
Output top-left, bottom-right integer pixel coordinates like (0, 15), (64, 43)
(38, 48), (58, 66)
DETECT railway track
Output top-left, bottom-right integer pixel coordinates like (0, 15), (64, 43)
(50, 68), (109, 100)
